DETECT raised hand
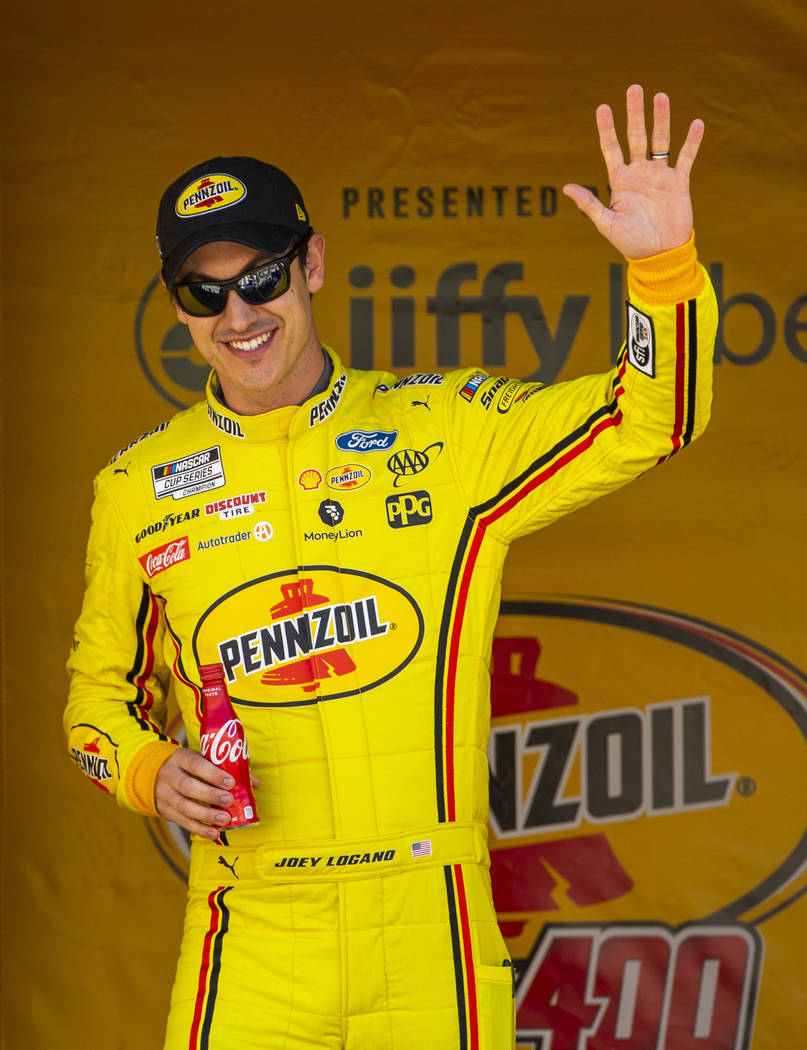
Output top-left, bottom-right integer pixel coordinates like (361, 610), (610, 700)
(562, 84), (704, 259)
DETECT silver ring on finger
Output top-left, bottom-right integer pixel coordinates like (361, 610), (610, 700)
(650, 151), (670, 159)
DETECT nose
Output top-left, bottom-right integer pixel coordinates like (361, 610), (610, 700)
(220, 289), (263, 332)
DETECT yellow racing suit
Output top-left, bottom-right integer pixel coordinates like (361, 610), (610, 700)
(65, 238), (716, 1050)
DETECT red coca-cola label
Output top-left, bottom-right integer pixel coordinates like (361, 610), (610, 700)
(200, 719), (250, 767)
(138, 536), (190, 578)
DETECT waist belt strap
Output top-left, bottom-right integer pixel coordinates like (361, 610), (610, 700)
(190, 822), (489, 887)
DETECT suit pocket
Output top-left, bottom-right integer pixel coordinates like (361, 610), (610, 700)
(475, 962), (515, 1050)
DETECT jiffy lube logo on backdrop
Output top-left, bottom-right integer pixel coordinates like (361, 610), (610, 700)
(192, 568), (424, 706)
(490, 597), (807, 1049)
(134, 178), (807, 408)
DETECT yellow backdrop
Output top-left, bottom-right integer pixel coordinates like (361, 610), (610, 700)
(3, 1), (806, 1047)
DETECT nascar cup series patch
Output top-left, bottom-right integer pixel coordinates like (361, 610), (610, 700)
(626, 303), (655, 377)
(151, 446), (226, 500)
(175, 174), (247, 218)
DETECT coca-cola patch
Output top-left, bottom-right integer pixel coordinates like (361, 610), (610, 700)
(200, 718), (250, 766)
(139, 536), (191, 578)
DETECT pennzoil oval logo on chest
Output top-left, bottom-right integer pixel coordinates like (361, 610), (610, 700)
(192, 568), (424, 706)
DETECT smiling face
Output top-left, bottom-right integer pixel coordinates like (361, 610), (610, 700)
(170, 233), (326, 415)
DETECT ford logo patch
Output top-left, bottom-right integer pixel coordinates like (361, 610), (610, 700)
(335, 430), (398, 453)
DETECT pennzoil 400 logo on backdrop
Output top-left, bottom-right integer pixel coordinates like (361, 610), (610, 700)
(192, 567), (424, 706)
(491, 597), (807, 1049)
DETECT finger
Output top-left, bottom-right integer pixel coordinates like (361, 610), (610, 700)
(159, 797), (231, 839)
(170, 769), (236, 808)
(595, 103), (624, 176)
(625, 83), (647, 162)
(562, 184), (612, 233)
(675, 117), (705, 176)
(650, 92), (671, 158)
(171, 748), (235, 790)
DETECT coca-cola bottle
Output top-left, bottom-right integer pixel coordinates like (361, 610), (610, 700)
(198, 662), (259, 828)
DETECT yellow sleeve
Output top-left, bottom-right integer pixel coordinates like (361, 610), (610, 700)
(441, 236), (717, 542)
(65, 473), (178, 815)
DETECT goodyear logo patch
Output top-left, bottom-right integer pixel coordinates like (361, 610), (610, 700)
(176, 174), (247, 218)
(193, 569), (423, 706)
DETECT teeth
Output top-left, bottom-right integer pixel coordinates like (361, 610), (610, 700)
(229, 331), (272, 351)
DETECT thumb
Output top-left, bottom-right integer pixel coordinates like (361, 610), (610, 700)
(562, 183), (606, 222)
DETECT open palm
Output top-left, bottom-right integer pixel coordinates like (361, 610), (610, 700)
(563, 84), (704, 259)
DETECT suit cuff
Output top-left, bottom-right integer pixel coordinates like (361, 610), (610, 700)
(123, 739), (180, 816)
(627, 231), (704, 306)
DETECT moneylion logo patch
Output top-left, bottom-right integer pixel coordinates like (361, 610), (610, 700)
(490, 597), (807, 1048)
(192, 568), (424, 706)
(175, 174), (247, 217)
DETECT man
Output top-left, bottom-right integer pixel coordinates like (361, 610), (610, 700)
(65, 85), (717, 1050)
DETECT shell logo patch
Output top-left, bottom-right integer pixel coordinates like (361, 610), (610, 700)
(192, 567), (423, 706)
(176, 174), (247, 218)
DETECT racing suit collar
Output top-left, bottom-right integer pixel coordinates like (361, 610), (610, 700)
(204, 345), (347, 444)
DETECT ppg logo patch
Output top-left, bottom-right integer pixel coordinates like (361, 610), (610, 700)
(386, 491), (432, 528)
(626, 304), (655, 377)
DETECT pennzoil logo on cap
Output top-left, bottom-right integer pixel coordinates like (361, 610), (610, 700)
(176, 174), (247, 218)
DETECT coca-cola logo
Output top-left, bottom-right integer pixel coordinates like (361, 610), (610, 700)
(200, 718), (249, 766)
(138, 536), (191, 578)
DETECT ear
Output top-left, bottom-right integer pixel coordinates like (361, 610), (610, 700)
(303, 233), (326, 295)
(160, 273), (189, 326)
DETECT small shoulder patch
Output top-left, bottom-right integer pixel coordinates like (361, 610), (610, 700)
(626, 303), (655, 377)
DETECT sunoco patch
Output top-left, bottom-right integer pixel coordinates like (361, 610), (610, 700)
(626, 303), (655, 377)
(151, 446), (226, 501)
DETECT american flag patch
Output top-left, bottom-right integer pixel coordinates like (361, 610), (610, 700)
(410, 839), (433, 858)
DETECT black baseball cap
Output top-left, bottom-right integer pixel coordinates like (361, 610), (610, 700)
(156, 156), (312, 286)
